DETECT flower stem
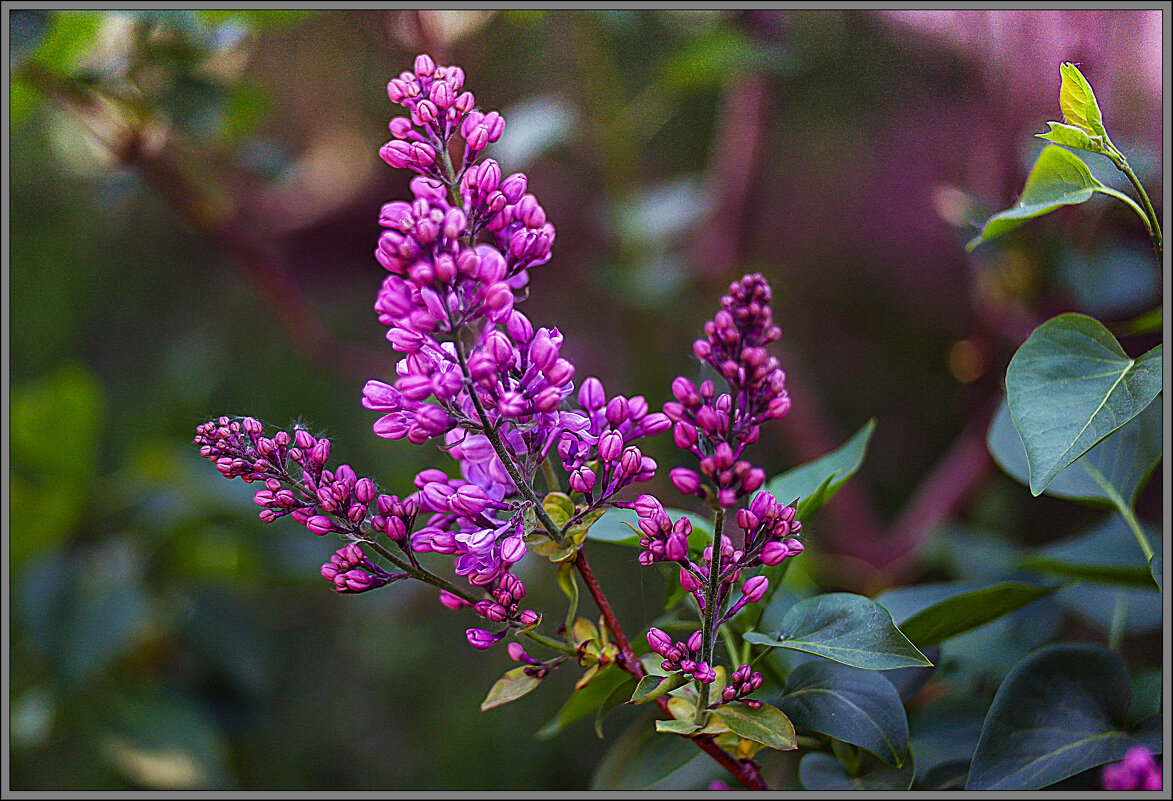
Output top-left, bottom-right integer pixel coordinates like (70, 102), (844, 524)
(1108, 146), (1163, 263)
(694, 506), (726, 725)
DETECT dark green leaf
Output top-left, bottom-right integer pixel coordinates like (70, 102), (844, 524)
(711, 701), (796, 751)
(744, 593), (931, 670)
(779, 661), (908, 765)
(629, 673), (687, 706)
(480, 666), (542, 711)
(918, 761), (971, 790)
(1120, 306), (1162, 336)
(800, 750), (915, 790)
(1057, 581), (1162, 637)
(1004, 313), (1161, 495)
(881, 582), (1057, 649)
(595, 676), (637, 738)
(1018, 514), (1161, 588)
(534, 662), (629, 738)
(968, 643), (1146, 790)
(763, 419), (875, 521)
(909, 693), (987, 780)
(966, 146), (1099, 251)
(988, 394), (1161, 510)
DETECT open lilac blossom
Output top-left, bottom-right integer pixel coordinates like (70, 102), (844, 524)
(1102, 746), (1162, 791)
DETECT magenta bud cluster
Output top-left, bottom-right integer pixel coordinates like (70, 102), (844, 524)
(720, 664), (764, 707)
(558, 377), (670, 504)
(646, 627), (717, 684)
(664, 274), (790, 507)
(320, 543), (401, 593)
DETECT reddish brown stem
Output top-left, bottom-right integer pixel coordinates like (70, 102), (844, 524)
(574, 551), (769, 791)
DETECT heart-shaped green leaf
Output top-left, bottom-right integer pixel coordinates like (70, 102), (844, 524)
(744, 593), (931, 670)
(1005, 313), (1162, 495)
(966, 146), (1099, 251)
(534, 662), (630, 739)
(710, 701), (796, 751)
(1058, 62), (1107, 137)
(779, 661), (909, 765)
(988, 393), (1162, 510)
(1017, 514), (1161, 589)
(967, 643), (1152, 790)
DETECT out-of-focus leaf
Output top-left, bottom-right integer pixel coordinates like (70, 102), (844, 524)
(1151, 555), (1162, 590)
(909, 693), (987, 781)
(480, 666), (543, 711)
(875, 581), (1057, 649)
(1056, 246), (1160, 320)
(28, 11), (102, 76)
(1056, 581), (1162, 636)
(10, 10), (51, 70)
(1004, 313), (1161, 495)
(491, 94), (578, 167)
(987, 394), (1162, 510)
(535, 664), (630, 739)
(968, 644), (1147, 790)
(614, 176), (713, 247)
(595, 675), (637, 738)
(1017, 514), (1161, 588)
(800, 750), (915, 790)
(198, 9), (313, 28)
(744, 593), (931, 670)
(591, 714), (700, 790)
(102, 688), (230, 789)
(779, 661), (908, 765)
(967, 146), (1099, 251)
(659, 25), (794, 91)
(1119, 305), (1162, 335)
(763, 419), (875, 521)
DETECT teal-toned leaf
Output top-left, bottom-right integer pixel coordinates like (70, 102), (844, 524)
(968, 643), (1148, 790)
(710, 701), (797, 752)
(1035, 121), (1107, 154)
(1058, 62), (1107, 137)
(534, 662), (630, 738)
(918, 761), (971, 790)
(1057, 580), (1162, 637)
(1129, 671), (1162, 725)
(103, 689), (231, 789)
(744, 593), (931, 670)
(763, 419), (875, 521)
(1018, 514), (1161, 588)
(10, 10), (51, 70)
(1004, 313), (1162, 495)
(1150, 554), (1161, 590)
(909, 693), (988, 780)
(586, 507), (711, 551)
(480, 666), (542, 711)
(595, 676), (637, 738)
(966, 146), (1099, 251)
(877, 582), (1057, 649)
(988, 394), (1161, 509)
(800, 750), (915, 790)
(779, 661), (908, 765)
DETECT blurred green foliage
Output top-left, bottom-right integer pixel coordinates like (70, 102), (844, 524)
(8, 8), (1162, 791)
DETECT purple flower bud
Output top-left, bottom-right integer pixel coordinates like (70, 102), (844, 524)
(306, 515), (333, 536)
(543, 358), (574, 387)
(475, 600), (509, 622)
(742, 575), (769, 603)
(597, 431), (624, 463)
(686, 630), (704, 653)
(507, 310), (534, 343)
(439, 590), (468, 610)
(518, 609), (540, 627)
(578, 377), (606, 411)
(295, 429), (316, 449)
(640, 412), (671, 436)
(466, 628), (499, 650)
(665, 531), (688, 562)
(679, 567), (701, 592)
(500, 172), (528, 204)
(500, 534), (526, 564)
(647, 627), (674, 657)
(619, 446), (643, 476)
(669, 467), (702, 496)
(414, 53), (436, 77)
(569, 466), (597, 494)
(605, 396), (629, 427)
(693, 662), (716, 684)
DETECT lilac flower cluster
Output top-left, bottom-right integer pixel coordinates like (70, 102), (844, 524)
(1102, 746), (1162, 791)
(645, 627), (764, 701)
(664, 274), (791, 508)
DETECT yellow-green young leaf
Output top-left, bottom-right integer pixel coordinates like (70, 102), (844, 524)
(571, 617), (600, 646)
(565, 507), (606, 546)
(556, 562), (579, 632)
(629, 673), (688, 705)
(656, 719), (701, 735)
(542, 492), (575, 527)
(1059, 62), (1107, 137)
(1036, 121), (1107, 155)
(966, 146), (1099, 251)
(480, 667), (542, 711)
(711, 701), (797, 751)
